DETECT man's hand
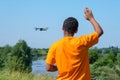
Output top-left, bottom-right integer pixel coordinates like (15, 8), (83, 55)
(84, 8), (94, 21)
(84, 7), (104, 37)
(46, 63), (58, 72)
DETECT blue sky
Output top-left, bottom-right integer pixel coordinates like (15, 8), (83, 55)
(0, 0), (120, 48)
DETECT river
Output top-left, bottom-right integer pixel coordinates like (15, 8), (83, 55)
(32, 60), (58, 76)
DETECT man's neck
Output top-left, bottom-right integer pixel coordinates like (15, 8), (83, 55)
(64, 31), (74, 37)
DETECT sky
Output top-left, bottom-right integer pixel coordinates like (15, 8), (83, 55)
(0, 0), (120, 48)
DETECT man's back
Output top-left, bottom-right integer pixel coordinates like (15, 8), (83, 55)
(46, 32), (98, 80)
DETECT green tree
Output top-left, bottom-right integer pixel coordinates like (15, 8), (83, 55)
(106, 50), (117, 67)
(93, 50), (117, 68)
(116, 53), (120, 76)
(89, 48), (100, 64)
(0, 45), (12, 68)
(117, 53), (120, 67)
(0, 47), (4, 68)
(7, 40), (32, 73)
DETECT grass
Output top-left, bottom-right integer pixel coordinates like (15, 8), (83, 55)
(0, 69), (55, 80)
(90, 65), (120, 80)
(1, 66), (120, 80)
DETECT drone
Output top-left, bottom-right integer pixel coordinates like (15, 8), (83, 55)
(35, 27), (48, 31)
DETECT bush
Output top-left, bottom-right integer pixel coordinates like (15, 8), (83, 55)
(6, 40), (32, 73)
(89, 48), (100, 64)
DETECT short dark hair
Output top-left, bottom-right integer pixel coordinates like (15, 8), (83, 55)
(63, 17), (78, 34)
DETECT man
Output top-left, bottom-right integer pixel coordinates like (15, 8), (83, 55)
(46, 8), (103, 80)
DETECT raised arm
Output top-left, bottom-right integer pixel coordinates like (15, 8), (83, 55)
(84, 8), (104, 37)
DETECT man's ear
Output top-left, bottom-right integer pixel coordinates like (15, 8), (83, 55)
(62, 26), (64, 31)
(75, 29), (78, 33)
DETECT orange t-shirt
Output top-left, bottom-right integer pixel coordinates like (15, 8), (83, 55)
(46, 32), (99, 80)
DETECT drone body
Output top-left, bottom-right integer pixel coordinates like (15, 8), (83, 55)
(35, 27), (48, 31)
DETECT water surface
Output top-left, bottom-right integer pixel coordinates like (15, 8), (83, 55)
(32, 60), (58, 76)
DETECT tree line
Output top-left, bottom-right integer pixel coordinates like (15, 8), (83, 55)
(89, 47), (120, 79)
(0, 40), (49, 73)
(0, 40), (120, 79)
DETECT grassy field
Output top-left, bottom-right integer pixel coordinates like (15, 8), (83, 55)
(0, 68), (120, 80)
(0, 69), (54, 80)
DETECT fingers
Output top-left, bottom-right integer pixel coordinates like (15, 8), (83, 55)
(84, 7), (88, 14)
(84, 8), (88, 12)
(84, 7), (91, 14)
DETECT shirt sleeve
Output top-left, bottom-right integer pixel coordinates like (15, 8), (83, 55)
(81, 32), (99, 48)
(46, 43), (56, 65)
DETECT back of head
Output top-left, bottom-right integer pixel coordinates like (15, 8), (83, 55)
(63, 17), (79, 35)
